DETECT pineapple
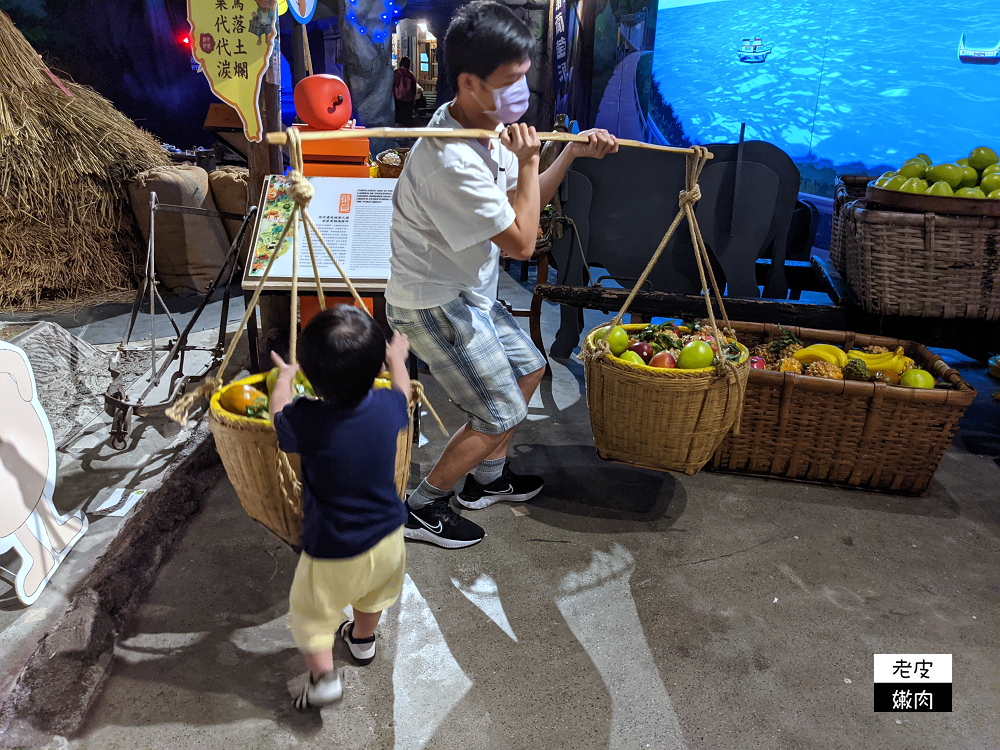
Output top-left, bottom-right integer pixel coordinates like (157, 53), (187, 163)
(779, 357), (803, 374)
(863, 345), (890, 355)
(900, 356), (916, 373)
(806, 361), (843, 380)
(779, 342), (803, 360)
(767, 327), (804, 362)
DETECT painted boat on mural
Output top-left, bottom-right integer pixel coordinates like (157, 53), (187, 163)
(958, 33), (1000, 64)
(737, 36), (771, 63)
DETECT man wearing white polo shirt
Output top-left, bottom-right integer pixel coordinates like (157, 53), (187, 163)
(385, 0), (617, 548)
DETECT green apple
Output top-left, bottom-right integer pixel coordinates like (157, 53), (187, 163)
(954, 187), (987, 199)
(980, 173), (1000, 195)
(967, 146), (999, 172)
(988, 189), (1000, 199)
(925, 163), (964, 189)
(677, 340), (715, 369)
(957, 158), (969, 167)
(900, 369), (935, 388)
(899, 178), (928, 193)
(883, 175), (908, 191)
(875, 176), (892, 187)
(915, 153), (933, 166)
(618, 350), (645, 366)
(926, 181), (955, 196)
(983, 164), (1000, 177)
(959, 166), (979, 188)
(897, 161), (927, 179)
(879, 170), (895, 179)
(606, 326), (630, 356)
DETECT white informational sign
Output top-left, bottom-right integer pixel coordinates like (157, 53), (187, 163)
(244, 175), (397, 290)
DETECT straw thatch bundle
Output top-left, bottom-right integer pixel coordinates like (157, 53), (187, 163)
(0, 11), (170, 309)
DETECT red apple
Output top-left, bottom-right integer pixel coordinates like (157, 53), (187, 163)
(294, 74), (353, 130)
(750, 356), (767, 370)
(649, 350), (676, 369)
(627, 341), (654, 364)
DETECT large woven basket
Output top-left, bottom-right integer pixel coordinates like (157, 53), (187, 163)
(713, 322), (976, 495)
(829, 175), (871, 274)
(841, 202), (1000, 319)
(208, 373), (416, 547)
(583, 324), (750, 475)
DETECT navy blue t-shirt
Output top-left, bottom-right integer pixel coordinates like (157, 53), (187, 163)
(274, 388), (409, 559)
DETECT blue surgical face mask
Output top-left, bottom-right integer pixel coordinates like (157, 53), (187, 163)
(475, 76), (531, 124)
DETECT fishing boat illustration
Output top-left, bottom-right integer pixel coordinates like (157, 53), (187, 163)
(737, 36), (771, 63)
(958, 33), (1000, 64)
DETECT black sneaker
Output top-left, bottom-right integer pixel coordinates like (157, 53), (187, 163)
(456, 462), (544, 510)
(404, 495), (485, 549)
(337, 620), (376, 666)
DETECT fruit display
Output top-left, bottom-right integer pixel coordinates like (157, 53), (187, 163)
(873, 146), (1000, 199)
(595, 320), (746, 370)
(749, 330), (942, 389)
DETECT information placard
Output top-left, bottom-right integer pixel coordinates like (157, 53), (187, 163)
(243, 175), (397, 291)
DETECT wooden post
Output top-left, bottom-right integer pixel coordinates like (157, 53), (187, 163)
(247, 40), (288, 369)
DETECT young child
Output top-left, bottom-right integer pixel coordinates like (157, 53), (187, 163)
(269, 305), (411, 710)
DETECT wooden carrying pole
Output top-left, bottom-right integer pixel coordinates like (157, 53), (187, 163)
(266, 127), (711, 157)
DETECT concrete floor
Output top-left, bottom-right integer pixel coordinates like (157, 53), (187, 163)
(22, 270), (1000, 748)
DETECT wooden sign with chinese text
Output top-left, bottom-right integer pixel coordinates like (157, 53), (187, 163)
(188, 0), (278, 142)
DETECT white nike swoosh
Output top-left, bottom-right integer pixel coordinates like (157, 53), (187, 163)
(484, 485), (514, 495)
(413, 515), (444, 534)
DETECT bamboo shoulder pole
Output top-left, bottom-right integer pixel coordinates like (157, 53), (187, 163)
(265, 126), (711, 157)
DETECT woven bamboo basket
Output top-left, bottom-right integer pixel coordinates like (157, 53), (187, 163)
(841, 202), (1000, 319)
(713, 322), (976, 494)
(375, 148), (409, 178)
(583, 324), (750, 475)
(208, 372), (417, 547)
(829, 175), (871, 274)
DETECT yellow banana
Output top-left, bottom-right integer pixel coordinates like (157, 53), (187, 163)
(794, 345), (839, 366)
(809, 344), (849, 368)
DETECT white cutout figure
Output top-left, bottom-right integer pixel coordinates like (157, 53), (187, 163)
(557, 544), (687, 749)
(393, 575), (472, 750)
(0, 340), (87, 606)
(451, 574), (518, 642)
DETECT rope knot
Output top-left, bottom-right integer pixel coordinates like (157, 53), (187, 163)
(679, 183), (702, 208)
(287, 170), (314, 207)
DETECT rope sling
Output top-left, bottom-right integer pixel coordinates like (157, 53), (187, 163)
(167, 128), (448, 525)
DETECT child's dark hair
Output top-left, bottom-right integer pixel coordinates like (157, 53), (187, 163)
(444, 1), (533, 92)
(298, 306), (385, 409)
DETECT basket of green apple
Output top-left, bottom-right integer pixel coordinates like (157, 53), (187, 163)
(581, 320), (749, 475)
(840, 146), (1000, 319)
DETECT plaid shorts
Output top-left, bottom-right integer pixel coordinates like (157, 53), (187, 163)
(386, 297), (546, 435)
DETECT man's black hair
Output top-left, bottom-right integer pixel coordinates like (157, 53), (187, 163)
(444, 0), (533, 92)
(400, 56), (411, 69)
(298, 306), (385, 409)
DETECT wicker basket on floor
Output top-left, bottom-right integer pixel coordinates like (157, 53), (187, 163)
(209, 372), (417, 547)
(583, 324), (750, 475)
(842, 202), (1000, 319)
(829, 175), (871, 275)
(712, 322), (976, 495)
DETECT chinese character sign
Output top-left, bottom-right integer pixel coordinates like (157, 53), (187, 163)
(188, 0), (277, 142)
(874, 654), (952, 713)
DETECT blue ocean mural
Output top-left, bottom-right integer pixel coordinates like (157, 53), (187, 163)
(586, 0), (1000, 195)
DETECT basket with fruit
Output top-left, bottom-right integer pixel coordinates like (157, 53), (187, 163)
(581, 318), (750, 475)
(712, 322), (976, 495)
(839, 145), (1000, 319)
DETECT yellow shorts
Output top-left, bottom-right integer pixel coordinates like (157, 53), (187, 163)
(288, 527), (406, 652)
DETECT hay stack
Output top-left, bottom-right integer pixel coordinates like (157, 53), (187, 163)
(0, 11), (170, 309)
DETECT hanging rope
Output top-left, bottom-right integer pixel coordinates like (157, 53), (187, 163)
(579, 145), (745, 434)
(167, 127), (448, 437)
